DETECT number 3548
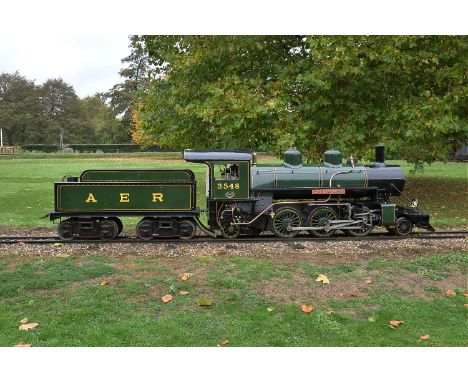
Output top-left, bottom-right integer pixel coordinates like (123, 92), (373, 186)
(217, 183), (240, 190)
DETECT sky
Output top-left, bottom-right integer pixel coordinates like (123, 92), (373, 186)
(0, 35), (131, 98)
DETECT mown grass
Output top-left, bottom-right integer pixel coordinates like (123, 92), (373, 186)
(0, 251), (466, 346)
(0, 153), (466, 227)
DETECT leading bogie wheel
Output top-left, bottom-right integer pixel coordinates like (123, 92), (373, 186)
(99, 219), (119, 240)
(220, 223), (240, 239)
(394, 217), (413, 236)
(179, 219), (196, 240)
(271, 207), (303, 238)
(307, 207), (337, 238)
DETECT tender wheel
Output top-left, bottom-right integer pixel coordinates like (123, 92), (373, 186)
(99, 219), (119, 240)
(220, 223), (241, 239)
(307, 207), (337, 238)
(271, 207), (303, 238)
(345, 206), (373, 237)
(57, 219), (75, 241)
(109, 217), (123, 235)
(394, 217), (413, 236)
(179, 219), (196, 240)
(136, 218), (155, 241)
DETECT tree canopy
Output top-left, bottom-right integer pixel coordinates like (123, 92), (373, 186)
(134, 35), (467, 164)
(0, 72), (127, 146)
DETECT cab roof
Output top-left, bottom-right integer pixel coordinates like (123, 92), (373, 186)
(183, 150), (253, 163)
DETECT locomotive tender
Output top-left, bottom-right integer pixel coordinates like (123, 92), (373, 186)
(49, 145), (433, 240)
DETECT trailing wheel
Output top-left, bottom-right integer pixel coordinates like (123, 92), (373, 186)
(179, 219), (196, 240)
(345, 206), (373, 237)
(307, 207), (337, 238)
(220, 223), (240, 239)
(57, 219), (75, 241)
(393, 217), (413, 236)
(271, 207), (302, 238)
(99, 219), (119, 240)
(136, 218), (155, 240)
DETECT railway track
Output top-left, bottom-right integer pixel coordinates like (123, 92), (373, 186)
(0, 231), (466, 245)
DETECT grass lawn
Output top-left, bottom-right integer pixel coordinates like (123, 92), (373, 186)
(0, 153), (466, 347)
(0, 247), (466, 346)
(0, 152), (466, 228)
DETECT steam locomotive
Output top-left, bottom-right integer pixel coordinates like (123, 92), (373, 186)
(49, 145), (433, 240)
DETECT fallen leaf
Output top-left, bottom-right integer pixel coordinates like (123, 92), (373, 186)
(19, 323), (39, 331)
(19, 318), (28, 324)
(389, 320), (404, 328)
(446, 289), (456, 296)
(420, 335), (430, 341)
(350, 293), (361, 298)
(161, 294), (173, 303)
(301, 304), (314, 314)
(100, 280), (110, 286)
(463, 292), (468, 297)
(52, 243), (64, 247)
(315, 274), (330, 284)
(14, 343), (31, 347)
(267, 307), (274, 313)
(325, 310), (334, 315)
(463, 304), (468, 308)
(179, 290), (190, 295)
(181, 273), (192, 281)
(196, 297), (212, 306)
(219, 339), (229, 346)
(364, 278), (373, 284)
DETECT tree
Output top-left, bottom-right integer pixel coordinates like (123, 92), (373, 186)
(80, 96), (122, 143)
(0, 72), (41, 145)
(135, 36), (467, 165)
(102, 35), (152, 143)
(38, 78), (93, 144)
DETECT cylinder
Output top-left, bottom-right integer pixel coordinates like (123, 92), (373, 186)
(375, 144), (385, 164)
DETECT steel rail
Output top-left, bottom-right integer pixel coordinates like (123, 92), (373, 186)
(0, 231), (466, 245)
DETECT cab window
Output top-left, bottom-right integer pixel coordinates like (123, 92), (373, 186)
(214, 163), (240, 180)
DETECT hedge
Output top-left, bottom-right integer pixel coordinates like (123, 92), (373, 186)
(21, 144), (60, 152)
(21, 144), (167, 153)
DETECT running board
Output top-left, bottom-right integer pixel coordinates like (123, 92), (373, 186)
(289, 225), (365, 231)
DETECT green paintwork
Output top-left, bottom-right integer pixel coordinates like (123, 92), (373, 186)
(55, 182), (194, 212)
(283, 148), (302, 167)
(324, 149), (343, 166)
(209, 161), (250, 199)
(80, 169), (193, 182)
(381, 203), (396, 226)
(251, 164), (366, 189)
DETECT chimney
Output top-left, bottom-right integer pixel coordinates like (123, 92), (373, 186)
(375, 144), (385, 165)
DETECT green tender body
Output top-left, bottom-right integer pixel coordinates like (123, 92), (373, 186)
(80, 169), (193, 182)
(251, 164), (367, 189)
(55, 182), (195, 212)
